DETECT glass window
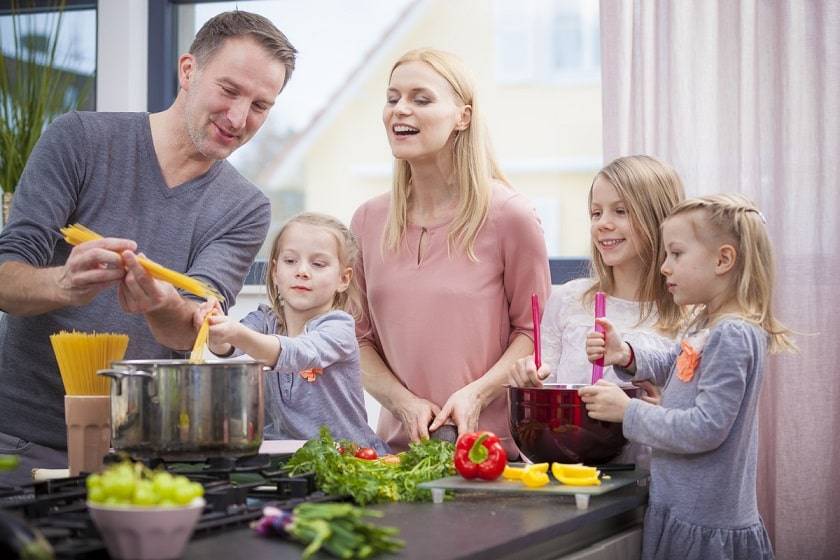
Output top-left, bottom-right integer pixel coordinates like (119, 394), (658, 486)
(0, 8), (97, 111)
(176, 0), (601, 259)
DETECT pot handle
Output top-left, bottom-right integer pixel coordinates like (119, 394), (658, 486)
(97, 369), (154, 380)
(97, 368), (154, 397)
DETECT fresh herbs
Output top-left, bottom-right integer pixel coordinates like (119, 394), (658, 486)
(284, 427), (455, 505)
(254, 502), (404, 559)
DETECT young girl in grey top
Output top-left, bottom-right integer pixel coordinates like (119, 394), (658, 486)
(581, 194), (797, 560)
(195, 213), (387, 455)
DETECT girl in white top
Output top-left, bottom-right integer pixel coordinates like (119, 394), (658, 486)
(511, 155), (687, 467)
(513, 155), (686, 392)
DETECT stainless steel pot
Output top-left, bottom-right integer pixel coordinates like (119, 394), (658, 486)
(98, 359), (265, 461)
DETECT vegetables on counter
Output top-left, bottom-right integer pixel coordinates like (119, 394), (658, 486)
(500, 462), (603, 489)
(0, 510), (54, 560)
(353, 447), (378, 461)
(253, 502), (404, 559)
(0, 455), (20, 472)
(453, 431), (507, 481)
(86, 460), (205, 507)
(284, 427), (455, 505)
(551, 463), (602, 486)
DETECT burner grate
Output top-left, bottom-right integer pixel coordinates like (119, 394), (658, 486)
(0, 454), (331, 559)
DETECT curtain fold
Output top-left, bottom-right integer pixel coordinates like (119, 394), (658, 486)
(599, 1), (839, 558)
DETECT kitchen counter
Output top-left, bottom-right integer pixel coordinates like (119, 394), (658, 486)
(181, 482), (648, 559)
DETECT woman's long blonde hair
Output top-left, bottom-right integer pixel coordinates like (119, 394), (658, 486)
(265, 212), (363, 336)
(383, 48), (508, 261)
(585, 155), (686, 335)
(666, 194), (796, 353)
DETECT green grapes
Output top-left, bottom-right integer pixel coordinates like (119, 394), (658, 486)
(86, 461), (204, 508)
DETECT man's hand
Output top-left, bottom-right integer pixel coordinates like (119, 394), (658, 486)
(117, 251), (180, 314)
(58, 238), (136, 306)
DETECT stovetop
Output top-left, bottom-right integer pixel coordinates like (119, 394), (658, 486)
(0, 454), (332, 559)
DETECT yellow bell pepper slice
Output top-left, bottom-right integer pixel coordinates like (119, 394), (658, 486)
(525, 462), (549, 473)
(552, 463), (602, 486)
(555, 474), (601, 486)
(502, 466), (526, 480)
(522, 469), (550, 488)
(551, 463), (599, 479)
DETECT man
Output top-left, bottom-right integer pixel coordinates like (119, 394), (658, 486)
(0, 11), (296, 486)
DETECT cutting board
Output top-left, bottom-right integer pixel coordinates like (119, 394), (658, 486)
(419, 467), (649, 509)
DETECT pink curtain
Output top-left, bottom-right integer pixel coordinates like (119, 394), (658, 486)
(599, 1), (839, 558)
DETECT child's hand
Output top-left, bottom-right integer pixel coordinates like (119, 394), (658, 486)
(193, 298), (222, 330)
(206, 313), (242, 347)
(510, 355), (551, 387)
(578, 380), (631, 422)
(633, 380), (661, 405)
(585, 318), (631, 367)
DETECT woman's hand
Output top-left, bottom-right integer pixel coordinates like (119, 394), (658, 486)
(578, 380), (631, 422)
(633, 379), (661, 405)
(393, 395), (441, 442)
(585, 318), (632, 367)
(510, 355), (551, 387)
(429, 383), (484, 437)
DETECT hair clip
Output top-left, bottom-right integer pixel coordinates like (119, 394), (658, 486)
(748, 208), (767, 224)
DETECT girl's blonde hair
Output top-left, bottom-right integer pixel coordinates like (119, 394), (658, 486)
(666, 193), (796, 353)
(265, 212), (362, 335)
(383, 48), (509, 261)
(585, 155), (686, 335)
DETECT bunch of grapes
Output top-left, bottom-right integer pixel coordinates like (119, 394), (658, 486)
(86, 461), (204, 507)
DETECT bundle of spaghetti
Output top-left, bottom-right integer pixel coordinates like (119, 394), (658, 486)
(189, 313), (212, 364)
(50, 331), (129, 395)
(60, 223), (224, 302)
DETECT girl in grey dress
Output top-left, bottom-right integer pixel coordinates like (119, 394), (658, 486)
(194, 212), (387, 454)
(581, 194), (797, 560)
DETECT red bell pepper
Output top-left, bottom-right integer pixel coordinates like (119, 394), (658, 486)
(454, 431), (507, 481)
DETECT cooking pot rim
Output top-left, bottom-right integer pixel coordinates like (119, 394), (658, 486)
(110, 359), (264, 367)
(506, 382), (639, 391)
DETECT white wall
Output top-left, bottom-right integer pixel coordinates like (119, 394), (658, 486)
(96, 0), (147, 111)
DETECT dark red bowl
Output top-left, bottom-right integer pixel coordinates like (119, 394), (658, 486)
(508, 383), (639, 465)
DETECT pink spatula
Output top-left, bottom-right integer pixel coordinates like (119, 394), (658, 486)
(590, 291), (606, 384)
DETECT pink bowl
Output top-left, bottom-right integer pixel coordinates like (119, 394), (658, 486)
(87, 499), (204, 560)
(508, 384), (639, 465)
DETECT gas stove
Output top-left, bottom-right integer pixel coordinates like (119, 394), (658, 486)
(0, 454), (332, 559)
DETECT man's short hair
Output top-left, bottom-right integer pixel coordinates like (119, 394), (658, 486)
(190, 10), (297, 91)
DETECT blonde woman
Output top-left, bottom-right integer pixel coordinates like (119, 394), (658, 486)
(351, 49), (550, 456)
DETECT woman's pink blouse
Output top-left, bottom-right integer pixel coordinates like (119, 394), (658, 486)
(351, 185), (551, 455)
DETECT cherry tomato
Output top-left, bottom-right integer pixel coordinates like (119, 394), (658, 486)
(354, 447), (378, 460)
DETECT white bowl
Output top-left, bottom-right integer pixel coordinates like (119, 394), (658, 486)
(87, 499), (205, 560)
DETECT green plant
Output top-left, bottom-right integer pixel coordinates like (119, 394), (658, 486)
(0, 1), (91, 194)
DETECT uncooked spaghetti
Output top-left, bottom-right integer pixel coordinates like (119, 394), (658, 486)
(189, 314), (211, 363)
(60, 223), (224, 302)
(50, 331), (129, 395)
